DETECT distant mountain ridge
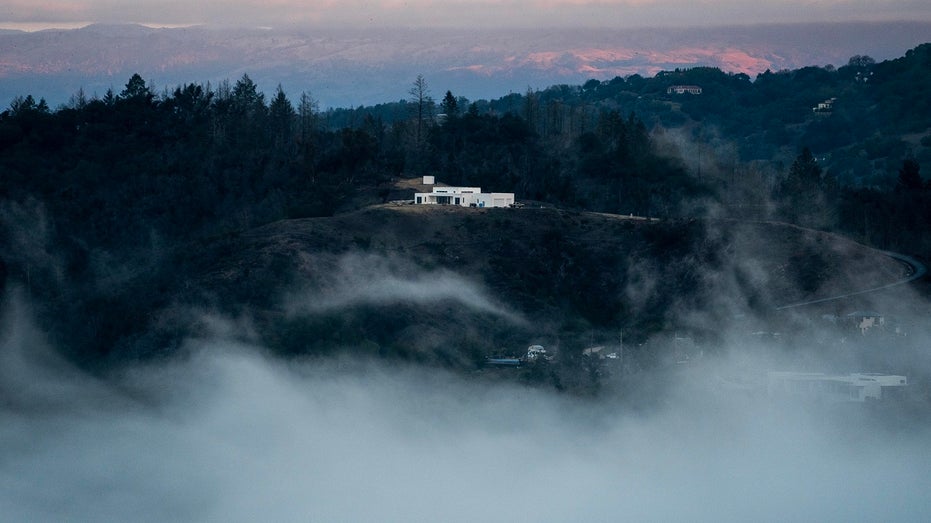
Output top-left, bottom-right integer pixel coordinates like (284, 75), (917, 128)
(1, 21), (929, 108)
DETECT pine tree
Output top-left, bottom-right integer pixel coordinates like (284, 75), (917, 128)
(896, 158), (923, 192)
(440, 90), (458, 117)
(269, 84), (295, 150)
(785, 147), (822, 194)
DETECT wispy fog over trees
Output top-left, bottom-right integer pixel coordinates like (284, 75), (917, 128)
(1, 44), (930, 374)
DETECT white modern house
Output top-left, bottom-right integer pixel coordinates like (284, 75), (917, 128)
(413, 176), (515, 208)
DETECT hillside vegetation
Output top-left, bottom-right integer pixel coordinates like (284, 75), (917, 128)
(2, 192), (907, 391)
(0, 45), (928, 391)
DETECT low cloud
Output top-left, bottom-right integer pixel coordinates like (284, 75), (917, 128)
(2, 291), (930, 521)
(284, 253), (525, 324)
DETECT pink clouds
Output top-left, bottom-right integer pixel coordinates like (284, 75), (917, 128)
(437, 46), (772, 83)
(478, 46), (775, 77)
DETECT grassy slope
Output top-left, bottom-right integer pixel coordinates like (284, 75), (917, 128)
(154, 202), (906, 368)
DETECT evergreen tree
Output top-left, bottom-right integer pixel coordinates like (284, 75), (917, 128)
(231, 74), (265, 116)
(896, 158), (923, 192)
(785, 147), (822, 194)
(102, 88), (116, 106)
(779, 147), (836, 227)
(440, 90), (458, 117)
(269, 84), (296, 150)
(120, 73), (153, 102)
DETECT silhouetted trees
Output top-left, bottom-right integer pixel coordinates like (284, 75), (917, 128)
(896, 158), (923, 192)
(2, 57), (930, 372)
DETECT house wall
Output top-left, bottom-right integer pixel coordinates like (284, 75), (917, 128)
(490, 193), (515, 207)
(667, 85), (702, 95)
(473, 193), (515, 208)
(432, 186), (481, 195)
(413, 188), (515, 207)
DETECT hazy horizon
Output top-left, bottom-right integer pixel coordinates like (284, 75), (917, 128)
(2, 20), (929, 110)
(3, 17), (931, 33)
(4, 0), (931, 31)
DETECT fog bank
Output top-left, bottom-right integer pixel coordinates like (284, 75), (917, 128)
(2, 295), (930, 522)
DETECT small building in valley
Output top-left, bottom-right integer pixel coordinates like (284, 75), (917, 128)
(845, 311), (885, 335)
(767, 372), (906, 403)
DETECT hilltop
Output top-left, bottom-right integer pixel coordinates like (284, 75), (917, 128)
(39, 196), (903, 378)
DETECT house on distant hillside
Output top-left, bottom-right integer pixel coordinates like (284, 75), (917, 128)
(414, 177), (515, 208)
(812, 97), (836, 114)
(667, 85), (702, 95)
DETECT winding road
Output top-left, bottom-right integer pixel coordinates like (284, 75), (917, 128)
(775, 250), (927, 311)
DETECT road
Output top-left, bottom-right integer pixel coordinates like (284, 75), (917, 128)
(775, 250), (927, 311)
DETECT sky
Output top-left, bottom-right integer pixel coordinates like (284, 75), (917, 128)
(2, 0), (931, 31)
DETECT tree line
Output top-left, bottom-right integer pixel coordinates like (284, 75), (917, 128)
(0, 72), (706, 250)
(1, 55), (929, 370)
(2, 63), (929, 296)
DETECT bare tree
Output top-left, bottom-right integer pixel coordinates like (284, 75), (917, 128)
(408, 74), (433, 148)
(298, 91), (319, 143)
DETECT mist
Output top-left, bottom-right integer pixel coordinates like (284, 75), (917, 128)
(2, 289), (930, 522)
(284, 253), (524, 324)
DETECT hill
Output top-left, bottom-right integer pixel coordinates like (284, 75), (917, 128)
(321, 42), (931, 191)
(2, 50), (929, 392)
(35, 197), (903, 378)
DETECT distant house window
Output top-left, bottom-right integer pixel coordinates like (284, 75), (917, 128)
(455, 197), (460, 205)
(416, 196), (422, 204)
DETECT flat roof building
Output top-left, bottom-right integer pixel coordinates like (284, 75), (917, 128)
(767, 372), (906, 403)
(414, 184), (515, 208)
